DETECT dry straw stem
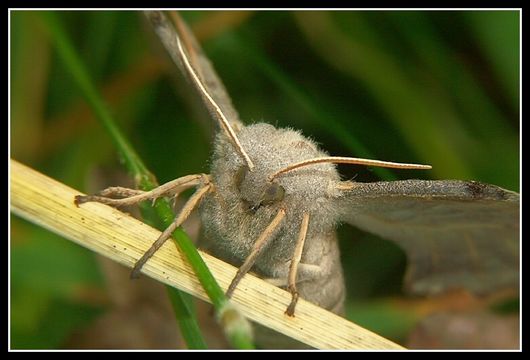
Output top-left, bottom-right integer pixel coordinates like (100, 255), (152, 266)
(10, 159), (405, 350)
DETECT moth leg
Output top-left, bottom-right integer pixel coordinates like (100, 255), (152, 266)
(225, 208), (286, 298)
(74, 174), (206, 207)
(130, 181), (212, 278)
(98, 187), (146, 198)
(285, 212), (310, 317)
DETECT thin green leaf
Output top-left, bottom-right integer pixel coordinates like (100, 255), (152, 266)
(166, 289), (208, 349)
(42, 11), (242, 350)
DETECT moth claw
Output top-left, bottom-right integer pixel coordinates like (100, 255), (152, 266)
(285, 292), (299, 317)
(74, 195), (89, 207)
(129, 268), (142, 279)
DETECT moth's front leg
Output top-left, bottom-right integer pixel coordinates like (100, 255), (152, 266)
(74, 174), (213, 277)
(262, 212), (322, 316)
(74, 174), (208, 207)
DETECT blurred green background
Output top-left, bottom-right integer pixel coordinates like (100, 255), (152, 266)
(10, 10), (519, 349)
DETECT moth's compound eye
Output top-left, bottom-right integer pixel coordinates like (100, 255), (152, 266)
(261, 182), (285, 205)
(235, 166), (249, 191)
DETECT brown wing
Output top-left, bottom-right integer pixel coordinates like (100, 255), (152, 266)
(144, 11), (243, 130)
(338, 180), (519, 296)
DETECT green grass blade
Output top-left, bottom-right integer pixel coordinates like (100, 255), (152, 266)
(41, 10), (205, 349)
(42, 11), (254, 350)
(166, 289), (208, 349)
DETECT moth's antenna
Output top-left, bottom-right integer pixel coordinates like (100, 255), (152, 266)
(174, 36), (255, 170)
(269, 156), (431, 180)
(145, 11), (254, 170)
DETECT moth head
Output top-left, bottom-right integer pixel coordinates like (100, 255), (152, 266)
(213, 123), (340, 216)
(212, 123), (432, 217)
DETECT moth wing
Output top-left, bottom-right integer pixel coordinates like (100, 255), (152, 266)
(145, 11), (243, 129)
(338, 180), (520, 296)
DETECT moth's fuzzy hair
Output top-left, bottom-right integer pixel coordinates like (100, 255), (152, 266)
(199, 123), (344, 286)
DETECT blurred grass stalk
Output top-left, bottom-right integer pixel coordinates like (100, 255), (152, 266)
(40, 11), (254, 349)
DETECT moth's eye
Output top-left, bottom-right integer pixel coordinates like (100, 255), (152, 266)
(235, 166), (249, 191)
(261, 182), (285, 205)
